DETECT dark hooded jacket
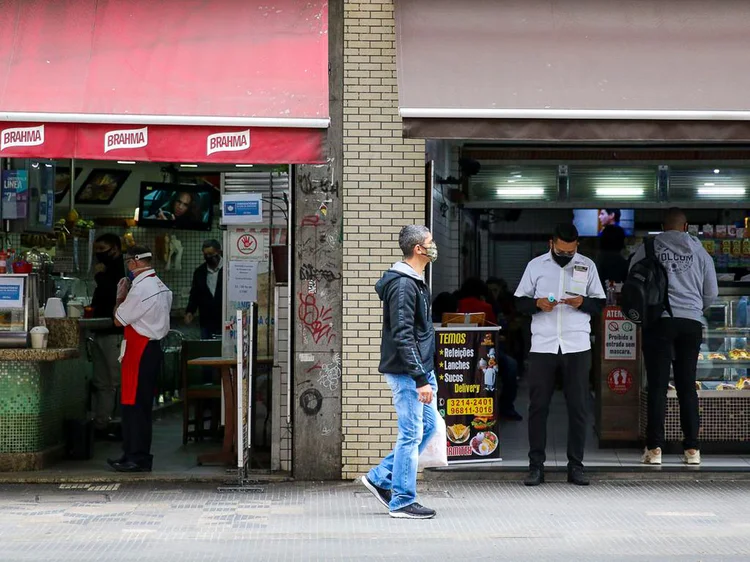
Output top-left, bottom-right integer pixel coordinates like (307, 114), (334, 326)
(375, 261), (435, 387)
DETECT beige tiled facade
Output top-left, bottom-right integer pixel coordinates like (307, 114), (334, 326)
(341, 0), (427, 479)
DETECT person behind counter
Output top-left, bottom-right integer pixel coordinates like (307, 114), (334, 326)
(457, 278), (522, 421)
(515, 223), (606, 487)
(90, 233), (126, 438)
(597, 224), (630, 288)
(184, 239), (224, 339)
(108, 246), (173, 473)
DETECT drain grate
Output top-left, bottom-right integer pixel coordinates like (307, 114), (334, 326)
(58, 483), (120, 492)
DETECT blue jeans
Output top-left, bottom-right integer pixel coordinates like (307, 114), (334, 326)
(367, 371), (438, 511)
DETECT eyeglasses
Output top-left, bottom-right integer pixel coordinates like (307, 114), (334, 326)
(553, 247), (576, 258)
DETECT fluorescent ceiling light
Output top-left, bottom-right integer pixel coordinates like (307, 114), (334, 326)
(235, 164), (254, 168)
(595, 187), (645, 198)
(697, 186), (746, 196)
(180, 164), (198, 168)
(117, 161), (136, 165)
(507, 179), (516, 183)
(703, 182), (715, 187)
(714, 169), (721, 174)
(496, 187), (545, 197)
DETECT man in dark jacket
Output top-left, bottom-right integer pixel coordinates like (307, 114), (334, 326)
(184, 239), (223, 339)
(90, 233), (125, 436)
(361, 225), (438, 520)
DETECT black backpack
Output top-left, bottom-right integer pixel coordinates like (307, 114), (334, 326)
(621, 238), (672, 326)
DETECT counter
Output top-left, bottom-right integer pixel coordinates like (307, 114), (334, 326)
(0, 348), (79, 362)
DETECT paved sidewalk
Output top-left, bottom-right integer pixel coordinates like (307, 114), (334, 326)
(1, 479), (749, 561)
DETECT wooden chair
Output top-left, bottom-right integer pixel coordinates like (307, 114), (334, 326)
(181, 339), (223, 445)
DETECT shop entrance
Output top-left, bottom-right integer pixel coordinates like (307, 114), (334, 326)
(0, 158), (291, 479)
(427, 142), (750, 471)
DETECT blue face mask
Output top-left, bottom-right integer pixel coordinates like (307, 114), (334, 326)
(127, 270), (136, 281)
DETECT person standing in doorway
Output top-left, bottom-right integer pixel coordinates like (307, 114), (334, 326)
(515, 224), (606, 486)
(185, 239), (224, 339)
(361, 225), (439, 520)
(90, 233), (126, 439)
(634, 208), (718, 466)
(109, 246), (172, 473)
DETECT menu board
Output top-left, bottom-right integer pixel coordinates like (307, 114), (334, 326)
(436, 327), (501, 463)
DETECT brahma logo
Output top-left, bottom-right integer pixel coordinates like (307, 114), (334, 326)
(207, 129), (250, 156)
(1, 125), (44, 151)
(104, 127), (148, 153)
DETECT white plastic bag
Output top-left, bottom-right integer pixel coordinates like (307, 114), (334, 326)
(419, 414), (448, 468)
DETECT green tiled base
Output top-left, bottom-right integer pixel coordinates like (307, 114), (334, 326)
(0, 355), (90, 457)
(0, 445), (64, 472)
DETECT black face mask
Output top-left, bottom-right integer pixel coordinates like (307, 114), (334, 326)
(552, 253), (573, 268)
(96, 251), (113, 264)
(205, 255), (220, 268)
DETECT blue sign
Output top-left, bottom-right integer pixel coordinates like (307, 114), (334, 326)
(0, 284), (21, 301)
(224, 200), (260, 218)
(1, 170), (28, 220)
(221, 193), (263, 225)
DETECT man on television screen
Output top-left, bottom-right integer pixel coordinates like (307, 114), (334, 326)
(598, 209), (621, 234)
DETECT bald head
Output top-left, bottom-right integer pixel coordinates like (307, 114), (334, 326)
(663, 207), (688, 232)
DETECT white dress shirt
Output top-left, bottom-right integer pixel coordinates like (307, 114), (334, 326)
(115, 269), (173, 340)
(515, 252), (606, 355)
(206, 257), (223, 297)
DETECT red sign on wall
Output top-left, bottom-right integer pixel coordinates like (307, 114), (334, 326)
(607, 367), (633, 395)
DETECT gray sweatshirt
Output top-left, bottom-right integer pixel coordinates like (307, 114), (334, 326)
(631, 231), (718, 322)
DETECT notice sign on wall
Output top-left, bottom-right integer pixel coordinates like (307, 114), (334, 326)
(603, 307), (637, 361)
(435, 327), (501, 463)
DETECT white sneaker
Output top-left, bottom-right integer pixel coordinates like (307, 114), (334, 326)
(682, 449), (701, 465)
(641, 447), (662, 465)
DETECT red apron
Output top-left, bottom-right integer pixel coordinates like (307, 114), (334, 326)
(121, 324), (151, 406)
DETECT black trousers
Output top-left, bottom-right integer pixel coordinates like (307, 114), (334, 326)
(528, 350), (591, 469)
(121, 341), (162, 468)
(643, 318), (703, 451)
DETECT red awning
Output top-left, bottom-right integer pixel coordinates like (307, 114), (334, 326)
(0, 0), (329, 163)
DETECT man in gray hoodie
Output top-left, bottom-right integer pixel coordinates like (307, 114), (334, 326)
(632, 208), (718, 466)
(360, 225), (439, 520)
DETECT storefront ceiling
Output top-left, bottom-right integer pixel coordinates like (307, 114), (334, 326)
(395, 0), (750, 142)
(0, 0), (329, 163)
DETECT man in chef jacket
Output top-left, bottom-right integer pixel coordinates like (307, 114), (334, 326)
(109, 246), (172, 472)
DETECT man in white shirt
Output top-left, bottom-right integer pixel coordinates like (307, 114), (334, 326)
(185, 239), (223, 339)
(109, 246), (173, 473)
(515, 224), (606, 486)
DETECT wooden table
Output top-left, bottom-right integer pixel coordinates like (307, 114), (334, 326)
(188, 356), (237, 466)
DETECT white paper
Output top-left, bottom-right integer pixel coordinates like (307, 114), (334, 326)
(228, 260), (258, 303)
(228, 228), (267, 261)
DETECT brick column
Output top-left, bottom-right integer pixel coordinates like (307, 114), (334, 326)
(341, 0), (426, 479)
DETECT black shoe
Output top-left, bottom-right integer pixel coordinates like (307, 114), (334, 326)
(361, 475), (391, 509)
(106, 456), (126, 467)
(500, 409), (523, 421)
(389, 502), (436, 520)
(111, 461), (152, 473)
(567, 467), (590, 486)
(524, 467), (544, 486)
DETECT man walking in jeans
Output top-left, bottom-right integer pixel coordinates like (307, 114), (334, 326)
(361, 225), (439, 520)
(635, 208), (718, 465)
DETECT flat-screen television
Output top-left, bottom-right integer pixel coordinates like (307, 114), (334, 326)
(138, 182), (213, 231)
(573, 208), (635, 237)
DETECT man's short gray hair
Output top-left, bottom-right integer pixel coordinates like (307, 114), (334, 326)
(399, 225), (430, 257)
